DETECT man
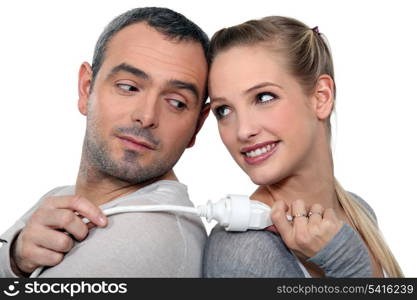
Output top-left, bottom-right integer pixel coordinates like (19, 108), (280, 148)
(0, 7), (210, 277)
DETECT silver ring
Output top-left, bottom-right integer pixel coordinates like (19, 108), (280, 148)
(292, 213), (307, 218)
(308, 211), (323, 217)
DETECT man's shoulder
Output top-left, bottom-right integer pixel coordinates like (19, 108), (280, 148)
(41, 185), (75, 198)
(102, 180), (207, 247)
(114, 182), (206, 234)
(119, 180), (192, 206)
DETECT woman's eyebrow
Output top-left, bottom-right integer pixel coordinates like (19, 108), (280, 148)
(209, 96), (226, 104)
(244, 82), (284, 94)
(210, 82), (284, 104)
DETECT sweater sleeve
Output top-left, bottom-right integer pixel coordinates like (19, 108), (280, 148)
(204, 223), (373, 278)
(204, 192), (377, 278)
(348, 191), (378, 224)
(306, 192), (377, 277)
(203, 225), (305, 277)
(307, 223), (373, 277)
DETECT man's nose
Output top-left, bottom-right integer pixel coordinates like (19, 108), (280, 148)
(131, 94), (159, 129)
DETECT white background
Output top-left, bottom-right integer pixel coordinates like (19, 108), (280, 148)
(0, 0), (416, 276)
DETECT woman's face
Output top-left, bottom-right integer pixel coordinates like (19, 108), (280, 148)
(209, 45), (321, 185)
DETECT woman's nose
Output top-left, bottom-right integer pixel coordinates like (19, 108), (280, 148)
(236, 111), (260, 142)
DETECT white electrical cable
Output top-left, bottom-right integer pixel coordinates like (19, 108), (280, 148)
(29, 195), (276, 278)
(87, 205), (200, 221)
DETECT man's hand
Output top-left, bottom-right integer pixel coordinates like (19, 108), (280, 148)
(11, 195), (107, 275)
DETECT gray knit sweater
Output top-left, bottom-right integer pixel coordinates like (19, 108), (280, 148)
(203, 192), (375, 277)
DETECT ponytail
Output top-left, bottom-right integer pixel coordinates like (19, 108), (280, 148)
(334, 179), (403, 277)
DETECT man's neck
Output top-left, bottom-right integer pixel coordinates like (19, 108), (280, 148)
(75, 161), (177, 206)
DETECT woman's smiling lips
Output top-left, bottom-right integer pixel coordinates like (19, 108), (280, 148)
(240, 141), (280, 165)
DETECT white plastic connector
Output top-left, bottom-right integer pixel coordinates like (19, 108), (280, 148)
(198, 194), (273, 231)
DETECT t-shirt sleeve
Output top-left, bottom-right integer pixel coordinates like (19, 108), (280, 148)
(0, 186), (68, 277)
(38, 210), (206, 277)
(0, 220), (26, 277)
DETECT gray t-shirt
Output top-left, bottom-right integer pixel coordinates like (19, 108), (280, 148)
(0, 180), (207, 277)
(203, 192), (376, 278)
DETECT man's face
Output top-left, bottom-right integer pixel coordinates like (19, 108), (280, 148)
(78, 22), (208, 184)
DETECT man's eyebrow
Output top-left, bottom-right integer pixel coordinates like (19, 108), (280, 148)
(167, 80), (200, 101)
(244, 82), (284, 94)
(106, 63), (150, 80)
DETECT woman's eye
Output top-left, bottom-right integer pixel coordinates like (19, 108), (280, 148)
(117, 83), (138, 92)
(168, 99), (187, 110)
(256, 92), (277, 103)
(214, 105), (231, 119)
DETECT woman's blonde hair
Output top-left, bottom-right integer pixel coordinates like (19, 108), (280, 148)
(210, 16), (403, 277)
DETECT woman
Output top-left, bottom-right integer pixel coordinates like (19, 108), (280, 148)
(203, 16), (403, 277)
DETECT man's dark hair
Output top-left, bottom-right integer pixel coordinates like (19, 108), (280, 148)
(91, 7), (209, 101)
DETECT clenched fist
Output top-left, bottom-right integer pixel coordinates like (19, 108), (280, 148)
(11, 195), (107, 275)
(267, 199), (343, 259)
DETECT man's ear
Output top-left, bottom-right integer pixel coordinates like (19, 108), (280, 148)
(78, 62), (93, 116)
(312, 74), (334, 120)
(187, 103), (211, 148)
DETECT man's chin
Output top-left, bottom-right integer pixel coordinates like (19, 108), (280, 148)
(107, 163), (171, 185)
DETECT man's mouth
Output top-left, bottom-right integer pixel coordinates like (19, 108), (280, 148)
(118, 135), (156, 151)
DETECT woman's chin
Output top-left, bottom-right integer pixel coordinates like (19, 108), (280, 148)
(248, 171), (283, 186)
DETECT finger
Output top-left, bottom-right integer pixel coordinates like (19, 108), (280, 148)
(47, 195), (107, 227)
(86, 222), (97, 230)
(29, 246), (64, 268)
(292, 199), (308, 228)
(265, 225), (278, 233)
(75, 212), (96, 230)
(322, 207), (337, 221)
(37, 208), (89, 241)
(270, 200), (292, 237)
(322, 208), (343, 231)
(307, 203), (324, 226)
(15, 241), (64, 272)
(31, 225), (74, 253)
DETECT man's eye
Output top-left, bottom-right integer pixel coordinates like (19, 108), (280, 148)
(168, 99), (187, 110)
(214, 105), (231, 119)
(256, 92), (277, 103)
(117, 83), (138, 92)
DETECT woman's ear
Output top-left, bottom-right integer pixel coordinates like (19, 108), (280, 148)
(313, 74), (334, 120)
(78, 62), (93, 116)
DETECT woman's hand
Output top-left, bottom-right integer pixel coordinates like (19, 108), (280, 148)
(267, 199), (343, 259)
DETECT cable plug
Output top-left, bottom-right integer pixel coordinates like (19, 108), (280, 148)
(198, 194), (273, 231)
